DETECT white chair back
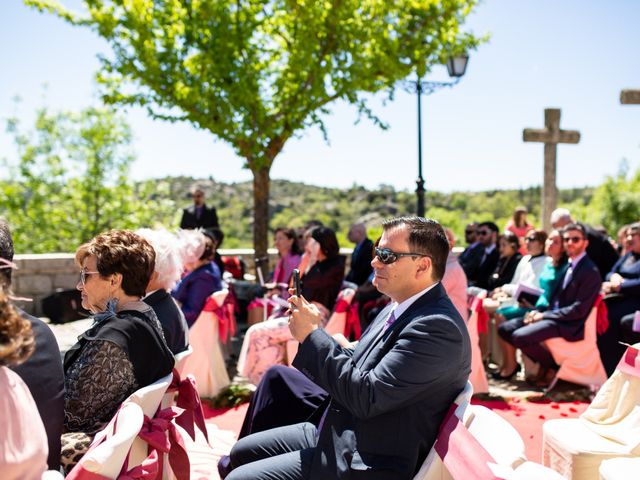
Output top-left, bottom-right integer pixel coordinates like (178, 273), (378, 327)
(324, 288), (356, 336)
(465, 405), (527, 469)
(179, 295), (230, 397)
(413, 381), (474, 480)
(467, 292), (489, 394)
(68, 402), (144, 480)
(174, 345), (193, 372)
(544, 303), (607, 389)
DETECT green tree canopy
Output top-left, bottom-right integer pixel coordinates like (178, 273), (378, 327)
(1, 105), (177, 252)
(27, 0), (485, 263)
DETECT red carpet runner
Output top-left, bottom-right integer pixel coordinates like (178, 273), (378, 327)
(203, 399), (588, 464)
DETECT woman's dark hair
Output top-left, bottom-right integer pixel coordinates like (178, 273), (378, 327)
(500, 231), (521, 253)
(75, 230), (156, 297)
(205, 227), (224, 248)
(309, 226), (340, 259)
(274, 227), (302, 255)
(528, 229), (548, 245)
(0, 288), (34, 367)
(513, 206), (529, 228)
(199, 231), (217, 261)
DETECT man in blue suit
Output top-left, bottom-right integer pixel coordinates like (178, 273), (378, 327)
(498, 223), (601, 387)
(224, 216), (471, 480)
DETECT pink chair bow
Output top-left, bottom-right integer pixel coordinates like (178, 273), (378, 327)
(617, 344), (640, 378)
(169, 370), (210, 443)
(139, 407), (190, 480)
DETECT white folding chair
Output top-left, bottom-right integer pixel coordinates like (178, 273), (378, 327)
(179, 290), (230, 397)
(543, 301), (607, 389)
(467, 292), (489, 394)
(542, 344), (640, 480)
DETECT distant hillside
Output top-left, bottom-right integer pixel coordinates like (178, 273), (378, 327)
(148, 176), (597, 248)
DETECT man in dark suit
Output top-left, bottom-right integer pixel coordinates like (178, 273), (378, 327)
(550, 208), (618, 279)
(498, 223), (601, 386)
(1, 220), (65, 470)
(224, 216), (471, 480)
(345, 222), (374, 286)
(459, 221), (484, 279)
(180, 186), (219, 230)
(470, 221), (499, 289)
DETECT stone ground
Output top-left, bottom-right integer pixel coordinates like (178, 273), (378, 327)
(48, 317), (591, 403)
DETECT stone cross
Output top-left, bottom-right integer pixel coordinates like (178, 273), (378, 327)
(621, 89), (640, 104)
(523, 108), (580, 232)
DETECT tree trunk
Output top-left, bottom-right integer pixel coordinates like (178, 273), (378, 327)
(252, 166), (271, 280)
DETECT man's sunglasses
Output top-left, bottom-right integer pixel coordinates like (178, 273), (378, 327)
(563, 236), (584, 243)
(375, 247), (429, 265)
(477, 230), (490, 236)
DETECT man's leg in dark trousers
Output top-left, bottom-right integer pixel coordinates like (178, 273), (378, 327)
(225, 422), (317, 480)
(508, 319), (561, 369)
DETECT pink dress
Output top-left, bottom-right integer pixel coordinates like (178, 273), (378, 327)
(0, 366), (48, 480)
(505, 220), (534, 255)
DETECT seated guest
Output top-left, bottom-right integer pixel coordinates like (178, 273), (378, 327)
(498, 223), (600, 387)
(136, 228), (189, 355)
(247, 227), (302, 324)
(486, 232), (522, 291)
(172, 229), (223, 327)
(61, 230), (175, 472)
(345, 222), (374, 286)
(615, 224), (632, 255)
(490, 230), (567, 379)
(442, 228), (468, 321)
(459, 222), (484, 280)
(1, 220), (64, 471)
(598, 221), (640, 375)
(0, 287), (49, 480)
(484, 230), (548, 319)
(505, 205), (535, 254)
(224, 216), (470, 480)
(551, 208), (619, 279)
(470, 221), (500, 289)
(236, 226), (345, 385)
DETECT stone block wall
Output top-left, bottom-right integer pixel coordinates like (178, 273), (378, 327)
(12, 248), (355, 317)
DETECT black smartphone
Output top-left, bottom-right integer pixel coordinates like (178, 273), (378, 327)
(292, 268), (301, 296)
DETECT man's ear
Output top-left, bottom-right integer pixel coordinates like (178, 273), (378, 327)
(111, 272), (123, 288)
(415, 256), (432, 278)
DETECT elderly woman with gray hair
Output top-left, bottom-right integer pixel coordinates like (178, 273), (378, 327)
(137, 228), (190, 355)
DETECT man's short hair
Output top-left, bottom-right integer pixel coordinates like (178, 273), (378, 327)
(382, 216), (449, 281)
(75, 230), (156, 297)
(561, 222), (587, 238)
(478, 221), (499, 234)
(550, 208), (572, 225)
(0, 220), (14, 287)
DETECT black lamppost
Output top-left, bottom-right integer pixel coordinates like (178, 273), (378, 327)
(405, 55), (469, 217)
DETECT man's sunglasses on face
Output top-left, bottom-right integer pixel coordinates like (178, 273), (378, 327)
(375, 247), (429, 265)
(563, 236), (584, 243)
(477, 230), (490, 236)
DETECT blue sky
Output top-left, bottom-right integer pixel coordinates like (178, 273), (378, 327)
(1, 0), (639, 193)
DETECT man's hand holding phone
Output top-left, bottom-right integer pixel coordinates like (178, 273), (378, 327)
(288, 272), (322, 343)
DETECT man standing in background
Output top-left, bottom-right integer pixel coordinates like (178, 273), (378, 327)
(180, 186), (220, 230)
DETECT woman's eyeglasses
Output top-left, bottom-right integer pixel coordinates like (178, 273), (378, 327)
(375, 247), (429, 265)
(79, 270), (100, 285)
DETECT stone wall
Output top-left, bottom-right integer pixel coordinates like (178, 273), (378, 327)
(12, 248), (354, 316)
(13, 246), (462, 317)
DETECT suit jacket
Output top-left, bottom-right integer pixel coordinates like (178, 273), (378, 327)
(473, 246), (499, 289)
(582, 223), (619, 280)
(144, 289), (189, 355)
(293, 282), (471, 480)
(10, 310), (65, 470)
(459, 242), (484, 281)
(541, 254), (601, 341)
(180, 203), (219, 230)
(346, 238), (374, 286)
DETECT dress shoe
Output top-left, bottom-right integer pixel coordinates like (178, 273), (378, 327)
(490, 364), (521, 380)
